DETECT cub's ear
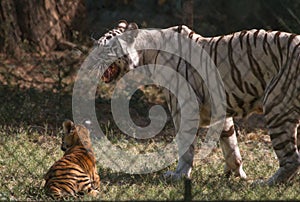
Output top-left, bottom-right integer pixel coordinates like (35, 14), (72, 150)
(63, 120), (74, 134)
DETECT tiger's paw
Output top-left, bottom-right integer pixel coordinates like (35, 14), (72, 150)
(224, 164), (247, 179)
(251, 161), (300, 186)
(164, 159), (193, 181)
(266, 162), (300, 186)
(164, 167), (192, 181)
(250, 179), (268, 188)
(88, 189), (99, 197)
(164, 171), (188, 181)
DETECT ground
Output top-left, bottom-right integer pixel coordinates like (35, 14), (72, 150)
(1, 51), (300, 201)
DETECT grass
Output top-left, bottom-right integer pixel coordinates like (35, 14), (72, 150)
(2, 122), (300, 201)
(1, 53), (300, 201)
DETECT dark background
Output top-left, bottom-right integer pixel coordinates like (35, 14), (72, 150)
(1, 0), (300, 56)
(0, 0), (299, 129)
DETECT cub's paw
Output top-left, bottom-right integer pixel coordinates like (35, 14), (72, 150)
(88, 190), (99, 197)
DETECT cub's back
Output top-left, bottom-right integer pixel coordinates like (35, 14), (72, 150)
(43, 120), (100, 199)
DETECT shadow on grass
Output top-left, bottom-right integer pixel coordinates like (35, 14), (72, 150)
(0, 83), (170, 135)
(0, 85), (73, 133)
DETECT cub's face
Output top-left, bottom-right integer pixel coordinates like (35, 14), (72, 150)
(61, 120), (90, 152)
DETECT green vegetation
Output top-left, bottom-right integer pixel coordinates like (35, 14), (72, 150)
(1, 123), (300, 201)
(1, 2), (300, 199)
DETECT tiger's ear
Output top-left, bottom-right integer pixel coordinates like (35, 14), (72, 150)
(127, 22), (138, 30)
(126, 22), (138, 38)
(63, 120), (74, 134)
(121, 22), (138, 44)
(117, 20), (128, 29)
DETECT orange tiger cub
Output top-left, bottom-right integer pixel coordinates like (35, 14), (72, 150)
(44, 120), (100, 199)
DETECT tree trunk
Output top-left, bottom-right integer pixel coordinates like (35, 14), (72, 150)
(182, 0), (194, 28)
(0, 0), (84, 56)
(0, 0), (23, 57)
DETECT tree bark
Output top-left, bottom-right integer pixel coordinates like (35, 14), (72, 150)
(182, 0), (194, 28)
(0, 0), (23, 57)
(0, 0), (84, 56)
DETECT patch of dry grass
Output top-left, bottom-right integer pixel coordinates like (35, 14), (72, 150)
(2, 122), (300, 201)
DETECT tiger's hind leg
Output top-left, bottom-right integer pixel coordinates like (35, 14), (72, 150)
(164, 117), (247, 180)
(263, 74), (300, 185)
(89, 172), (100, 197)
(266, 121), (300, 185)
(220, 117), (247, 179)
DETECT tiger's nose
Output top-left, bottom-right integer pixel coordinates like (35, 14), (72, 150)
(61, 145), (66, 151)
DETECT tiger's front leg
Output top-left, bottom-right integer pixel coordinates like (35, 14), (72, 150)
(219, 117), (247, 179)
(163, 89), (198, 180)
(164, 137), (197, 179)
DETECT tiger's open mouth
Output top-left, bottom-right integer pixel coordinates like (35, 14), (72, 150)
(101, 63), (121, 83)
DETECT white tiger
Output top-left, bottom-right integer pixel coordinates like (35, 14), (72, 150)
(97, 20), (300, 185)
